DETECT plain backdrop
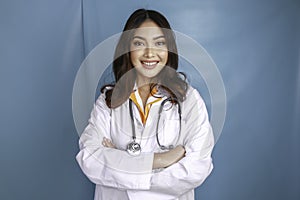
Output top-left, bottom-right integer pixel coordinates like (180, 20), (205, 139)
(0, 0), (299, 200)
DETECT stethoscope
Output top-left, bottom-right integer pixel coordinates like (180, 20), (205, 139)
(127, 97), (182, 156)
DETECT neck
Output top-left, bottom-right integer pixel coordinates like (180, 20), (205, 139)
(136, 78), (151, 108)
(136, 77), (151, 90)
(137, 83), (150, 99)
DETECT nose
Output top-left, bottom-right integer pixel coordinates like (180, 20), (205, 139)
(144, 47), (154, 58)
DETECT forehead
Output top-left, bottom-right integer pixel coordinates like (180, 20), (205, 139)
(133, 20), (164, 38)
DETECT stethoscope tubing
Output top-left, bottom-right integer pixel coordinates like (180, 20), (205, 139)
(129, 97), (182, 151)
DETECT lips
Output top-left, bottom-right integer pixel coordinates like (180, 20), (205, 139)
(141, 60), (159, 69)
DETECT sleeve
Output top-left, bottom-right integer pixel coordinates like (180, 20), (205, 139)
(75, 93), (154, 190)
(127, 88), (214, 199)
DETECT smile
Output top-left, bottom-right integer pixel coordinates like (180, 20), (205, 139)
(141, 61), (159, 69)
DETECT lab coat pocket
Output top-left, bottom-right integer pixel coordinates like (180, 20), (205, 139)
(158, 119), (181, 148)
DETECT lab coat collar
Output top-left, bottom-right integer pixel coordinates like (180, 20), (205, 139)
(132, 82), (168, 99)
(128, 82), (170, 126)
(124, 82), (170, 108)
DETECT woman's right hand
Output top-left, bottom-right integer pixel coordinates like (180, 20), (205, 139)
(153, 145), (185, 169)
(102, 137), (116, 149)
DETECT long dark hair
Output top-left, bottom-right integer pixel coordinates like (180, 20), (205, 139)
(102, 9), (188, 108)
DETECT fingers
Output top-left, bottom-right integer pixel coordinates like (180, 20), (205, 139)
(102, 137), (116, 148)
(175, 145), (185, 153)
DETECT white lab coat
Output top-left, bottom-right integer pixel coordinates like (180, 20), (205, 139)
(76, 85), (214, 200)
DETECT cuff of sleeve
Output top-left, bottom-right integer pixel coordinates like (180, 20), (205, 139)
(119, 152), (154, 190)
(77, 147), (154, 190)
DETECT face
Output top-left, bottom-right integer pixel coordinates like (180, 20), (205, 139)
(130, 20), (168, 85)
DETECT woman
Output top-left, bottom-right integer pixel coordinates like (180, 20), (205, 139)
(76, 9), (214, 200)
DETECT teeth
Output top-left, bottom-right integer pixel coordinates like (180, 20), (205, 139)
(142, 61), (157, 66)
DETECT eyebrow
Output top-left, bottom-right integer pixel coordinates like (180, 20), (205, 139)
(133, 35), (165, 40)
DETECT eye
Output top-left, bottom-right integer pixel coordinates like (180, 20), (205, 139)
(155, 41), (166, 47)
(132, 40), (144, 47)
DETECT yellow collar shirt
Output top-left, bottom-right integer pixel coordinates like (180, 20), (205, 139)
(129, 86), (162, 125)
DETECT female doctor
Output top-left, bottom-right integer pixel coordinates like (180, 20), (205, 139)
(76, 9), (214, 200)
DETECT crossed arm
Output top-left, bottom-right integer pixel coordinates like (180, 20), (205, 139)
(102, 137), (186, 169)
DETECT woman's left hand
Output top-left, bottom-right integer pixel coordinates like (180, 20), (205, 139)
(153, 145), (185, 169)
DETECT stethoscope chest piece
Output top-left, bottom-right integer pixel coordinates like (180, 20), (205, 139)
(126, 141), (141, 156)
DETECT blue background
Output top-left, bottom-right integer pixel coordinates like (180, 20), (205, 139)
(0, 0), (299, 199)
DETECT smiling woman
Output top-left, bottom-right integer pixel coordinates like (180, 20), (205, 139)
(76, 8), (214, 200)
(130, 20), (169, 106)
(130, 21), (168, 87)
